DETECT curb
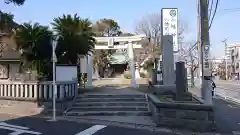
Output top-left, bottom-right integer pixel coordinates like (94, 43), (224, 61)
(41, 116), (221, 135)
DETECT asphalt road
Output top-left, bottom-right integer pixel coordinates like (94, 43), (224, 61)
(213, 80), (240, 100)
(214, 97), (240, 134)
(0, 114), (178, 135)
(189, 84), (240, 134)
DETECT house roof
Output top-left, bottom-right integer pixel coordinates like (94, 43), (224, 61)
(0, 51), (20, 61)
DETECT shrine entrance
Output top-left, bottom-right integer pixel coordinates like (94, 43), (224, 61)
(84, 35), (145, 88)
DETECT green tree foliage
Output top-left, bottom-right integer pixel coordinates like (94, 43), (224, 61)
(4, 0), (25, 5)
(0, 11), (15, 33)
(93, 18), (122, 37)
(92, 18), (122, 77)
(52, 14), (96, 64)
(15, 22), (53, 79)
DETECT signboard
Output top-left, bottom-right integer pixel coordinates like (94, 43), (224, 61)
(56, 65), (78, 81)
(202, 44), (211, 76)
(161, 8), (178, 52)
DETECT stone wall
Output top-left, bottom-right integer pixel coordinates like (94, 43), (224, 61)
(148, 94), (216, 132)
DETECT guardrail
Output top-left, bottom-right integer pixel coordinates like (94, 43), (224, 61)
(0, 81), (78, 101)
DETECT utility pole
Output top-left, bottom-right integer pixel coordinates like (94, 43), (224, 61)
(199, 0), (212, 105)
(222, 38), (228, 80)
(197, 0), (203, 98)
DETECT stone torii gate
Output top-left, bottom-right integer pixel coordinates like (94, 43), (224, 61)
(86, 35), (145, 88)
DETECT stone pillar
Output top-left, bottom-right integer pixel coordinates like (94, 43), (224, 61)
(162, 35), (175, 86)
(24, 84), (28, 98)
(49, 84), (53, 99)
(176, 62), (187, 100)
(12, 85), (15, 97)
(151, 69), (157, 85)
(43, 85), (48, 99)
(33, 84), (37, 99)
(59, 84), (64, 99)
(135, 63), (140, 79)
(128, 42), (137, 88)
(86, 53), (93, 88)
(0, 85), (3, 97)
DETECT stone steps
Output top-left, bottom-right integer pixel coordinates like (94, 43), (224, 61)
(64, 94), (150, 116)
(65, 111), (151, 116)
(72, 102), (148, 107)
(78, 94), (145, 98)
(66, 106), (148, 111)
(75, 97), (146, 102)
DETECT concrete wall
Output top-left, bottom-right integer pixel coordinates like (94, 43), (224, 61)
(0, 62), (38, 81)
(148, 94), (216, 132)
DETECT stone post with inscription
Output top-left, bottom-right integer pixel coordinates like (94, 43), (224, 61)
(161, 8), (179, 88)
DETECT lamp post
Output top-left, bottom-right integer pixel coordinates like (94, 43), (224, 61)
(222, 38), (228, 80)
(49, 35), (58, 121)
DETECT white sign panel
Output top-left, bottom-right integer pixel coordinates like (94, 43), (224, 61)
(56, 65), (78, 81)
(162, 8), (178, 52)
(202, 44), (211, 76)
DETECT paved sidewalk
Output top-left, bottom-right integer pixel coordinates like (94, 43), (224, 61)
(189, 87), (240, 134)
(0, 100), (43, 116)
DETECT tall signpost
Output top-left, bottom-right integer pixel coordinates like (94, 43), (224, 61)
(199, 0), (212, 105)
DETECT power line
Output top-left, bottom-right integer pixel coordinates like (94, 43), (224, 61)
(182, 0), (220, 56)
(208, 0), (214, 19)
(209, 0), (219, 29)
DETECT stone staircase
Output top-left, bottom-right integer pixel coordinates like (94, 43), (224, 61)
(64, 94), (151, 116)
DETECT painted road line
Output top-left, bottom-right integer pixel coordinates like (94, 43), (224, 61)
(75, 125), (106, 135)
(0, 126), (41, 135)
(0, 122), (29, 130)
(228, 104), (239, 108)
(233, 131), (240, 135)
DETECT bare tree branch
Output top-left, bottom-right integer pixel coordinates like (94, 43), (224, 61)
(135, 12), (188, 63)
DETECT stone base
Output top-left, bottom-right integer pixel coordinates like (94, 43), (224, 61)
(148, 94), (216, 132)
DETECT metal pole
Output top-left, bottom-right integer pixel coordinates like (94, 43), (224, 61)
(224, 40), (228, 80)
(52, 38), (57, 121)
(197, 0), (204, 98)
(225, 57), (228, 80)
(200, 0), (212, 105)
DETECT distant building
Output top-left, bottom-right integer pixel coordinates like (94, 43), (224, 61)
(211, 58), (222, 73)
(226, 43), (240, 79)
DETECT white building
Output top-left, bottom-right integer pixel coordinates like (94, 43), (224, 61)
(226, 43), (240, 79)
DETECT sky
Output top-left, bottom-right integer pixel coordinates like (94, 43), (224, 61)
(1, 0), (240, 58)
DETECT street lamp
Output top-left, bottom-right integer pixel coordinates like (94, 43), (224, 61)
(48, 35), (58, 122)
(222, 38), (228, 80)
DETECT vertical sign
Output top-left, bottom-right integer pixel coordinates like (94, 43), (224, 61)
(202, 44), (211, 76)
(161, 8), (178, 52)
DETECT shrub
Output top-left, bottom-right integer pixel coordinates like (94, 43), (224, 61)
(123, 71), (132, 79)
(140, 72), (146, 78)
